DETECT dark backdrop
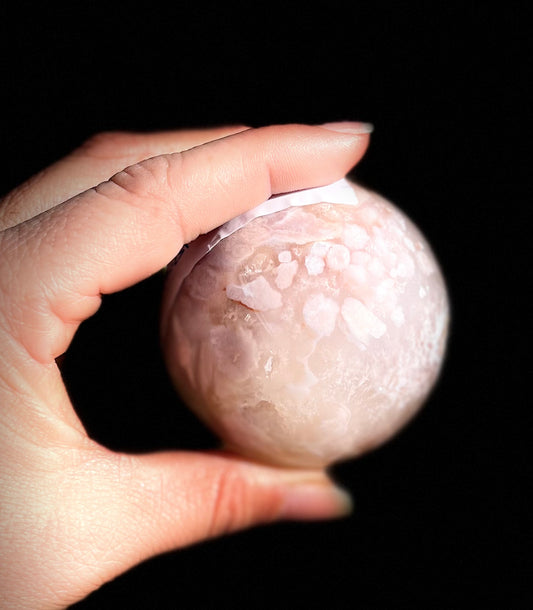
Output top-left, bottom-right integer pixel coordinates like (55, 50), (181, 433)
(1, 3), (529, 608)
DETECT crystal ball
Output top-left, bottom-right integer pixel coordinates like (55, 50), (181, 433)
(161, 180), (449, 468)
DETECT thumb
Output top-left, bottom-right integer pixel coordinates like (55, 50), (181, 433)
(3, 445), (351, 608)
(5, 440), (352, 608)
(117, 450), (352, 555)
(79, 448), (352, 593)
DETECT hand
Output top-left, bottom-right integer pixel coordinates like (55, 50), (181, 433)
(0, 123), (369, 608)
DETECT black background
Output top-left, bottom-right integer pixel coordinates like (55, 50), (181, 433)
(1, 3), (530, 608)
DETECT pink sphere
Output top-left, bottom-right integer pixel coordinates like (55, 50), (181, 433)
(161, 180), (449, 467)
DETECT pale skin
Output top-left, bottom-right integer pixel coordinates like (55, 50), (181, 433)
(0, 123), (370, 608)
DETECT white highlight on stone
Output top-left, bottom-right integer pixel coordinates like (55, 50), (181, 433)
(343, 224), (369, 250)
(303, 293), (340, 336)
(274, 260), (299, 290)
(310, 241), (331, 258)
(326, 244), (351, 271)
(341, 297), (387, 342)
(305, 255), (325, 275)
(162, 179), (449, 468)
(344, 264), (367, 286)
(391, 306), (405, 327)
(226, 276), (282, 311)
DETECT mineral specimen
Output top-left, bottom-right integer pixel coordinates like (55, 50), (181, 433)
(161, 180), (449, 467)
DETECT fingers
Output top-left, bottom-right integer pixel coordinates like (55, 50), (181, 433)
(0, 125), (249, 229)
(1, 123), (370, 363)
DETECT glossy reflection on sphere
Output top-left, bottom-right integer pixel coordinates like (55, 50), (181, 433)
(161, 181), (449, 468)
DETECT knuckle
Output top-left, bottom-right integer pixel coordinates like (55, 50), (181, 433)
(208, 467), (250, 536)
(92, 153), (186, 242)
(207, 464), (282, 537)
(95, 154), (175, 203)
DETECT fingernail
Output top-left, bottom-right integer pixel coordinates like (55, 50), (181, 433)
(320, 121), (374, 135)
(280, 482), (353, 520)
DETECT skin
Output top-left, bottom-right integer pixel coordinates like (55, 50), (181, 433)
(0, 123), (370, 609)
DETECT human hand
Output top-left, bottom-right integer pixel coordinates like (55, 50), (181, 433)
(0, 123), (370, 608)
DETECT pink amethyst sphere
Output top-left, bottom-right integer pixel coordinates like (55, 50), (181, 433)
(161, 180), (449, 468)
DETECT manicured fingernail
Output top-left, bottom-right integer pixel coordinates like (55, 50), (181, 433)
(280, 482), (353, 520)
(320, 121), (374, 135)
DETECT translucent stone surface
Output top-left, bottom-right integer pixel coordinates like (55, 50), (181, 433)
(161, 181), (449, 468)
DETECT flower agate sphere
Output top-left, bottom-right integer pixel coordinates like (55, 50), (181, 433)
(161, 180), (449, 468)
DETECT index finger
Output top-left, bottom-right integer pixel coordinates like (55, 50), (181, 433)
(2, 123), (370, 363)
(0, 125), (250, 229)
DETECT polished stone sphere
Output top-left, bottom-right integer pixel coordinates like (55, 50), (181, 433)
(161, 180), (449, 467)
